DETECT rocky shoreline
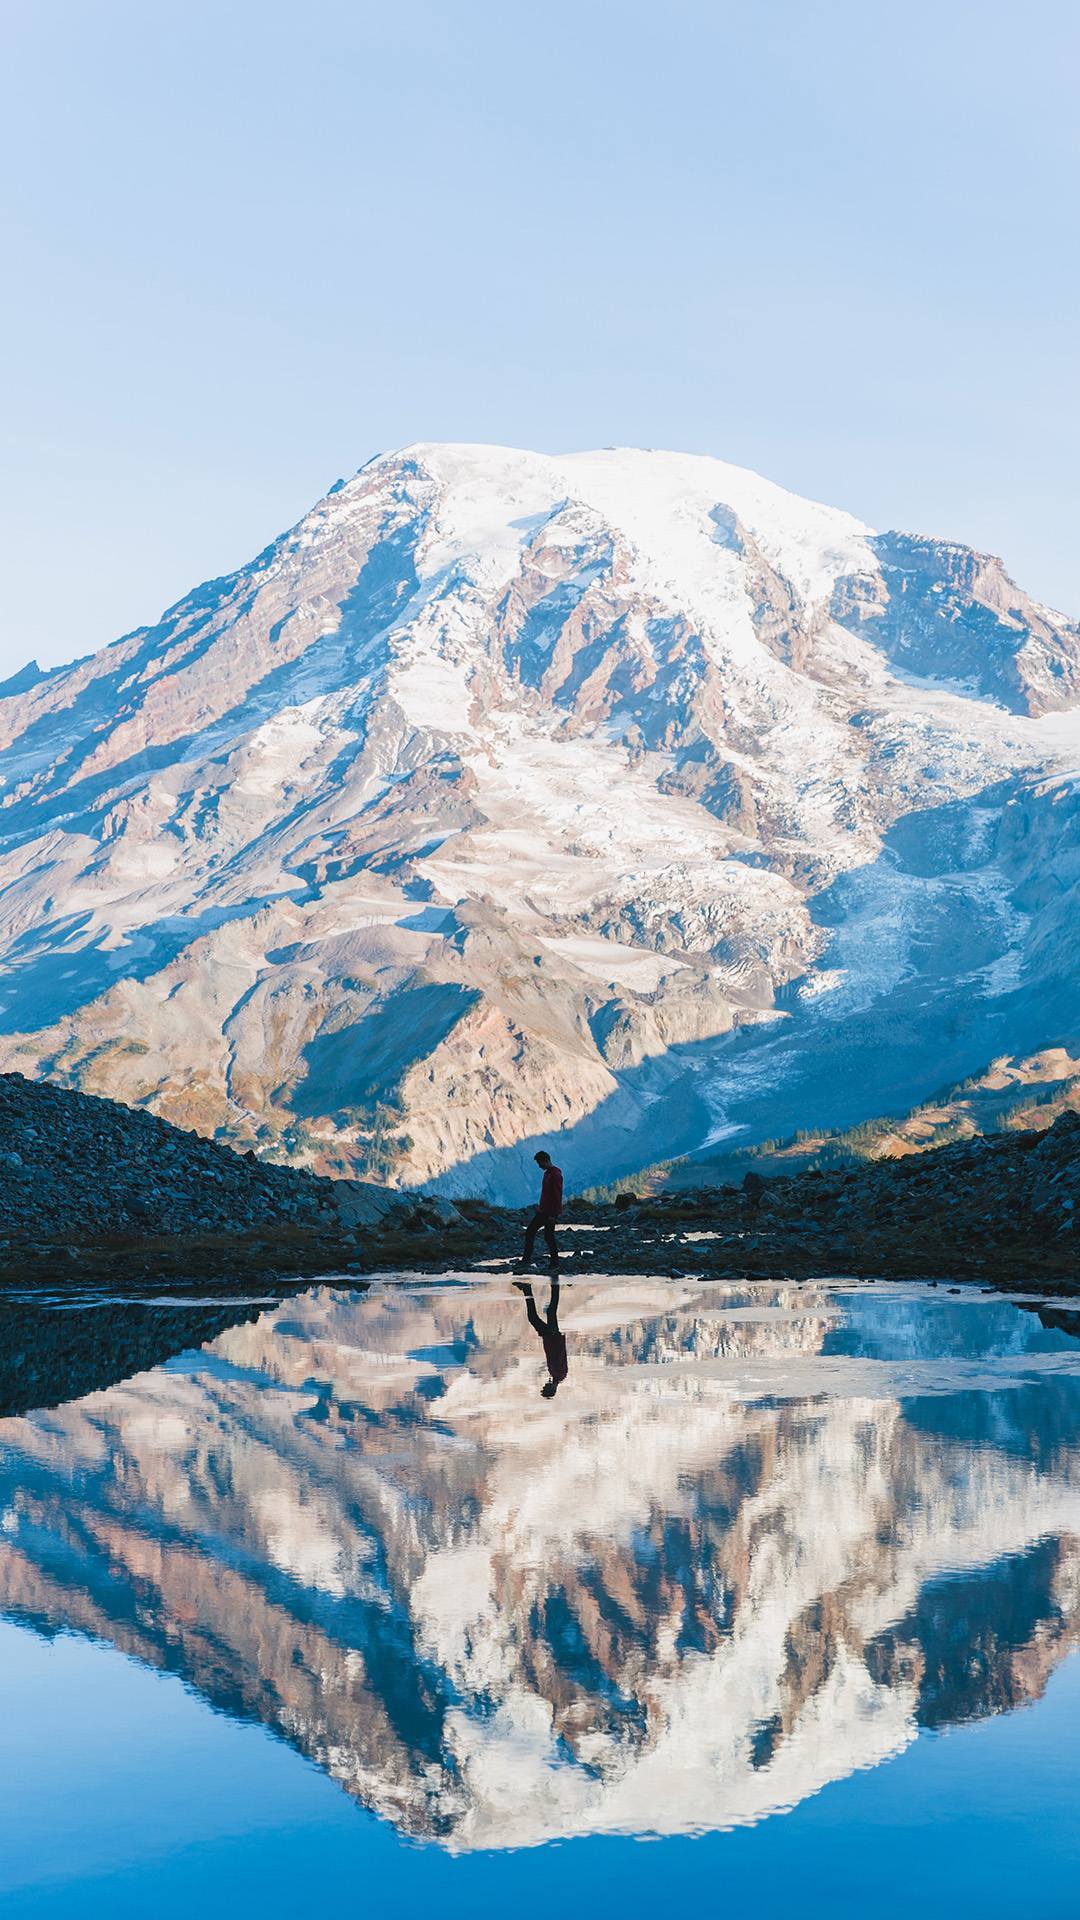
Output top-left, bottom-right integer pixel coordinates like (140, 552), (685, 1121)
(1, 1071), (1077, 1297)
(1, 1073), (1078, 1424)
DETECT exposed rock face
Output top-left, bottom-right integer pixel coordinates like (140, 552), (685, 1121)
(2, 1281), (1079, 1849)
(0, 445), (1077, 1197)
(833, 534), (1080, 715)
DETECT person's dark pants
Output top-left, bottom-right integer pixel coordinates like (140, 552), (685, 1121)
(522, 1210), (559, 1265)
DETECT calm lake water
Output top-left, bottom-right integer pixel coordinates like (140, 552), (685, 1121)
(2, 1275), (1080, 1917)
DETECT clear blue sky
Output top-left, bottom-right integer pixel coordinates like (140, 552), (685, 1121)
(2, 0), (1077, 676)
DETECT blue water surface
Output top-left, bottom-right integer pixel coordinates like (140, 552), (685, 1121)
(1, 1276), (1078, 1918)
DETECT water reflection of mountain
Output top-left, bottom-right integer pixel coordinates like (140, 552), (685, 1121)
(1, 1280), (1080, 1851)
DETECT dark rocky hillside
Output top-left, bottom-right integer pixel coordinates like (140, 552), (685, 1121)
(600, 1110), (1080, 1284)
(0, 1072), (484, 1285)
(0, 1070), (335, 1242)
(0, 1071), (1077, 1294)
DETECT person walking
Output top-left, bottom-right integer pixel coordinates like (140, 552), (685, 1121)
(514, 1150), (564, 1273)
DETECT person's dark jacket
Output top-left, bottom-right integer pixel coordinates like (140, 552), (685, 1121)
(539, 1165), (564, 1216)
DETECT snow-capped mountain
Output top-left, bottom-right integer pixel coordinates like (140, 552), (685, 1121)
(0, 444), (1077, 1196)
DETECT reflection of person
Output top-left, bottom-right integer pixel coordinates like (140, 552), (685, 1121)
(515, 1150), (564, 1273)
(515, 1278), (568, 1398)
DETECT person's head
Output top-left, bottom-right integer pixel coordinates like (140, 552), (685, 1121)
(534, 1150), (551, 1169)
(541, 1378), (559, 1400)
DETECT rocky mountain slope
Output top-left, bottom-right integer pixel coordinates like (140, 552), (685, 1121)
(612, 1107), (1080, 1281)
(0, 1069), (334, 1243)
(0, 1069), (468, 1291)
(1, 445), (1077, 1197)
